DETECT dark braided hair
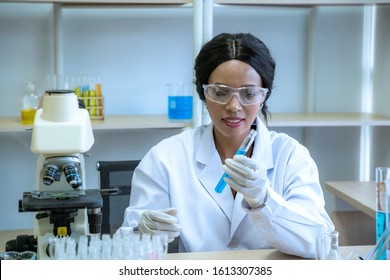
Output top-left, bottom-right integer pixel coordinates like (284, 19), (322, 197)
(194, 33), (276, 124)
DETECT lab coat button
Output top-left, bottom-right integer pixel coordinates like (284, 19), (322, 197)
(228, 238), (239, 248)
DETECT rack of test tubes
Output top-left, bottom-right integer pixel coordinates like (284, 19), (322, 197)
(46, 75), (104, 120)
(48, 232), (168, 260)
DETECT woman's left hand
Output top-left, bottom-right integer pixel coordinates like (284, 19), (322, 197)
(223, 155), (269, 209)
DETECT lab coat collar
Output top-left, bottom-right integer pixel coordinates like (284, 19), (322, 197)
(252, 116), (274, 170)
(195, 117), (274, 168)
(195, 117), (275, 230)
(196, 124), (235, 222)
(195, 124), (215, 166)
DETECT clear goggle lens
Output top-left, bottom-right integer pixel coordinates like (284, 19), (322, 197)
(203, 84), (268, 105)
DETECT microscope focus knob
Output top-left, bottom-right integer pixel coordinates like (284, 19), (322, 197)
(88, 210), (102, 234)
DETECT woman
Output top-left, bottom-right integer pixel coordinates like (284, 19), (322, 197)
(121, 33), (334, 258)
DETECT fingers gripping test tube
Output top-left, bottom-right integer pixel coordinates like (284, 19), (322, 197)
(215, 129), (258, 193)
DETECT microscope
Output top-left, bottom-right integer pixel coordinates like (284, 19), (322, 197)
(17, 90), (103, 259)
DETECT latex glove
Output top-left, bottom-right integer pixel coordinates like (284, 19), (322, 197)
(138, 208), (182, 243)
(223, 155), (269, 209)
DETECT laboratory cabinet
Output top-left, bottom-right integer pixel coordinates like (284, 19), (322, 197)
(0, 1), (390, 236)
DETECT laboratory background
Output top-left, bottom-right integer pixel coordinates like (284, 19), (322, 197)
(1, 0), (390, 252)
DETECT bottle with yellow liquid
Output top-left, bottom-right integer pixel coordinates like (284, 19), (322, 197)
(21, 81), (40, 125)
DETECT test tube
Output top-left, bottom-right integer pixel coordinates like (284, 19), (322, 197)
(215, 129), (257, 193)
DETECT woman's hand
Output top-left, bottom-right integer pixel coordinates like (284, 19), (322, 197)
(223, 155), (269, 209)
(138, 208), (182, 242)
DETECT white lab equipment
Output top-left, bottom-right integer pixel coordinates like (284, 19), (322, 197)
(325, 231), (342, 260)
(48, 232), (168, 260)
(19, 90), (103, 260)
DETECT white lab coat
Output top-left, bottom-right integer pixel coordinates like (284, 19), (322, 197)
(122, 116), (334, 258)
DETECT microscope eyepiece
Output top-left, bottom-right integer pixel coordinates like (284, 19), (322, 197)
(63, 164), (82, 189)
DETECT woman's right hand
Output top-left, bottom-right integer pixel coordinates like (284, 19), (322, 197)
(138, 208), (182, 243)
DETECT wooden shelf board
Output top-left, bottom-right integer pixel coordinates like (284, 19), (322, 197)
(1, 0), (192, 4)
(1, 113), (390, 132)
(215, 0), (388, 5)
(91, 115), (192, 130)
(0, 115), (192, 132)
(267, 113), (390, 127)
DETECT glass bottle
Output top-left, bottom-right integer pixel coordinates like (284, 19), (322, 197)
(325, 230), (342, 260)
(375, 167), (390, 260)
(20, 81), (40, 125)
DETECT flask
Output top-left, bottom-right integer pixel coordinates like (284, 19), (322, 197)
(20, 81), (40, 125)
(325, 230), (342, 260)
(167, 82), (193, 120)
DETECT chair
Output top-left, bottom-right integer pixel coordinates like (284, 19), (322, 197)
(96, 160), (140, 236)
(96, 160), (180, 253)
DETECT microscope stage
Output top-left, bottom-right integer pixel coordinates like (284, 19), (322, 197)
(21, 189), (103, 212)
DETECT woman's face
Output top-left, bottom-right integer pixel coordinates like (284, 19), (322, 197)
(206, 59), (263, 141)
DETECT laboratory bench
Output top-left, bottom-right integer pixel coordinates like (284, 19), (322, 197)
(0, 229), (373, 260)
(166, 245), (373, 260)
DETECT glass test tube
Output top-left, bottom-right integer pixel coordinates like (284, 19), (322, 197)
(215, 129), (257, 193)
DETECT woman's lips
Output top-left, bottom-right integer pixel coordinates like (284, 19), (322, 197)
(223, 118), (244, 128)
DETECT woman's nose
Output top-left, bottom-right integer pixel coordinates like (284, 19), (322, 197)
(225, 93), (242, 111)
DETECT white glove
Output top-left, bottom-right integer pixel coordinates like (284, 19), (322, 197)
(223, 155), (269, 209)
(138, 208), (182, 243)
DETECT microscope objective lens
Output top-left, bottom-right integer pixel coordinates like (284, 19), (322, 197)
(43, 165), (59, 185)
(64, 164), (82, 189)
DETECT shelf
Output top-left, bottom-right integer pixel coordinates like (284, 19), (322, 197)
(1, 0), (192, 4)
(4, 0), (386, 4)
(215, 0), (389, 5)
(91, 115), (192, 130)
(0, 115), (192, 133)
(267, 113), (390, 127)
(1, 113), (389, 132)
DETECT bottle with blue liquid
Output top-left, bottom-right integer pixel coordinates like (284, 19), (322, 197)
(375, 167), (390, 260)
(167, 83), (193, 120)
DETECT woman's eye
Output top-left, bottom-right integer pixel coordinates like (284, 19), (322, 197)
(215, 88), (229, 96)
(241, 89), (256, 98)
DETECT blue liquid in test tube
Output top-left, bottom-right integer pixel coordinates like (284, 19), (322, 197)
(215, 129), (257, 193)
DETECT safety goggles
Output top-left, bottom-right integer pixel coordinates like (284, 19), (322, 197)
(202, 84), (268, 106)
